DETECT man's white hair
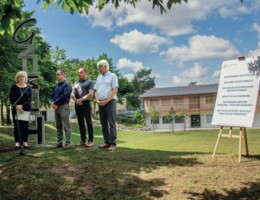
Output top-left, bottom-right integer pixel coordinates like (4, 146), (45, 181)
(97, 59), (109, 70)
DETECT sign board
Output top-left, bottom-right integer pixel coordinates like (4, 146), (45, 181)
(212, 57), (260, 127)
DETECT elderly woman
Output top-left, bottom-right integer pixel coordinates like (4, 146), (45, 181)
(9, 71), (32, 150)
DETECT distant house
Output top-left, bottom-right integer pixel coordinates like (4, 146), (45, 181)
(140, 84), (260, 130)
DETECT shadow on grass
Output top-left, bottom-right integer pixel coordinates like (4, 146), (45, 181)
(245, 155), (260, 160)
(0, 146), (203, 200)
(185, 179), (260, 200)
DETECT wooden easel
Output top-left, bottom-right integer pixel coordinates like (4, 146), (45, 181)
(212, 126), (249, 163)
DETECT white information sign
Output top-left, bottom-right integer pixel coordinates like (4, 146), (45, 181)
(212, 57), (260, 127)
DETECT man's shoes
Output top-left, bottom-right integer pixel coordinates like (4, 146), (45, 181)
(108, 145), (116, 151)
(86, 141), (94, 147)
(63, 143), (71, 149)
(23, 145), (30, 150)
(76, 141), (86, 147)
(98, 143), (110, 148)
(56, 143), (63, 148)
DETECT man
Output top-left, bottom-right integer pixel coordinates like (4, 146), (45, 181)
(72, 68), (94, 147)
(51, 69), (72, 149)
(95, 59), (119, 151)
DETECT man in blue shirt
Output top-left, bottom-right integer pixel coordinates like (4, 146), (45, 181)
(51, 69), (72, 149)
(95, 59), (119, 151)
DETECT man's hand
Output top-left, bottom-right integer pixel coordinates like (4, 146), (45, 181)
(75, 99), (83, 106)
(97, 99), (109, 106)
(51, 103), (58, 110)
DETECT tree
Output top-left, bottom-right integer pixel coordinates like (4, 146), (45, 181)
(127, 68), (155, 109)
(177, 109), (190, 132)
(166, 107), (176, 134)
(134, 109), (144, 124)
(39, 0), (188, 15)
(188, 81), (198, 86)
(248, 56), (260, 77)
(150, 106), (160, 132)
(0, 37), (20, 125)
(51, 45), (67, 65)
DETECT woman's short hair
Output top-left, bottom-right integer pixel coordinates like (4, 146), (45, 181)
(97, 59), (109, 70)
(15, 71), (28, 83)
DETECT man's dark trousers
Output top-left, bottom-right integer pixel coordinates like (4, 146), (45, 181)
(75, 101), (94, 142)
(99, 99), (117, 146)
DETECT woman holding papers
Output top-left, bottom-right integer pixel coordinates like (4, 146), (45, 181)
(9, 71), (32, 150)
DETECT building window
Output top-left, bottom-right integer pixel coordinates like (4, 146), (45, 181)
(162, 116), (172, 124)
(175, 117), (184, 123)
(150, 99), (158, 107)
(189, 96), (200, 109)
(174, 97), (183, 107)
(151, 117), (159, 124)
(206, 95), (215, 104)
(206, 114), (213, 123)
(161, 97), (170, 106)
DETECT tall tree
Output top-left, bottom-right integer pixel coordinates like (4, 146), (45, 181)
(0, 36), (20, 125)
(126, 68), (155, 109)
(150, 106), (160, 132)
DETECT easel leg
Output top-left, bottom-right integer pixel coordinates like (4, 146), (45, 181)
(213, 126), (223, 158)
(238, 127), (243, 163)
(243, 128), (249, 156)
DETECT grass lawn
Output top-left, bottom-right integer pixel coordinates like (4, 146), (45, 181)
(0, 123), (260, 200)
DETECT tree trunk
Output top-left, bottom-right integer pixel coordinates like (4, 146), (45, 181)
(5, 101), (11, 125)
(1, 99), (5, 126)
(172, 121), (174, 134)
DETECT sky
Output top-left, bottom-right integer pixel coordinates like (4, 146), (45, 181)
(23, 0), (260, 88)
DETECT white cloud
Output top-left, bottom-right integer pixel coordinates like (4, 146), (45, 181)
(86, 0), (255, 37)
(124, 73), (135, 81)
(172, 63), (208, 85)
(249, 42), (260, 57)
(213, 69), (221, 80)
(253, 23), (260, 39)
(87, 3), (122, 29)
(151, 72), (161, 79)
(117, 57), (160, 80)
(160, 35), (240, 64)
(219, 5), (250, 18)
(117, 58), (145, 72)
(110, 30), (170, 53)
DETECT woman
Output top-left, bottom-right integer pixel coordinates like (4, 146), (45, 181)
(9, 71), (32, 150)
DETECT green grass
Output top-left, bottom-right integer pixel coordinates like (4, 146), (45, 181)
(0, 124), (260, 200)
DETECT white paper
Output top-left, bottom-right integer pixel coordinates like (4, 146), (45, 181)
(16, 111), (31, 121)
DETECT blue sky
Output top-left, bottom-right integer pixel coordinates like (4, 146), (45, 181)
(23, 0), (260, 87)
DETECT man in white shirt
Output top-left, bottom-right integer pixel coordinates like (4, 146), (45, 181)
(94, 59), (119, 151)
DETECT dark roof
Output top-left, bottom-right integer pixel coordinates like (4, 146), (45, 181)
(140, 84), (219, 98)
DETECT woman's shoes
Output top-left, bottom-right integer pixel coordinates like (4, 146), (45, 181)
(14, 142), (30, 150)
(14, 146), (21, 150)
(22, 142), (29, 149)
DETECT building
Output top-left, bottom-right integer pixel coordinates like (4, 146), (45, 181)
(140, 84), (260, 130)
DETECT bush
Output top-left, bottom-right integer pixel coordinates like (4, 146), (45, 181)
(117, 116), (136, 124)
